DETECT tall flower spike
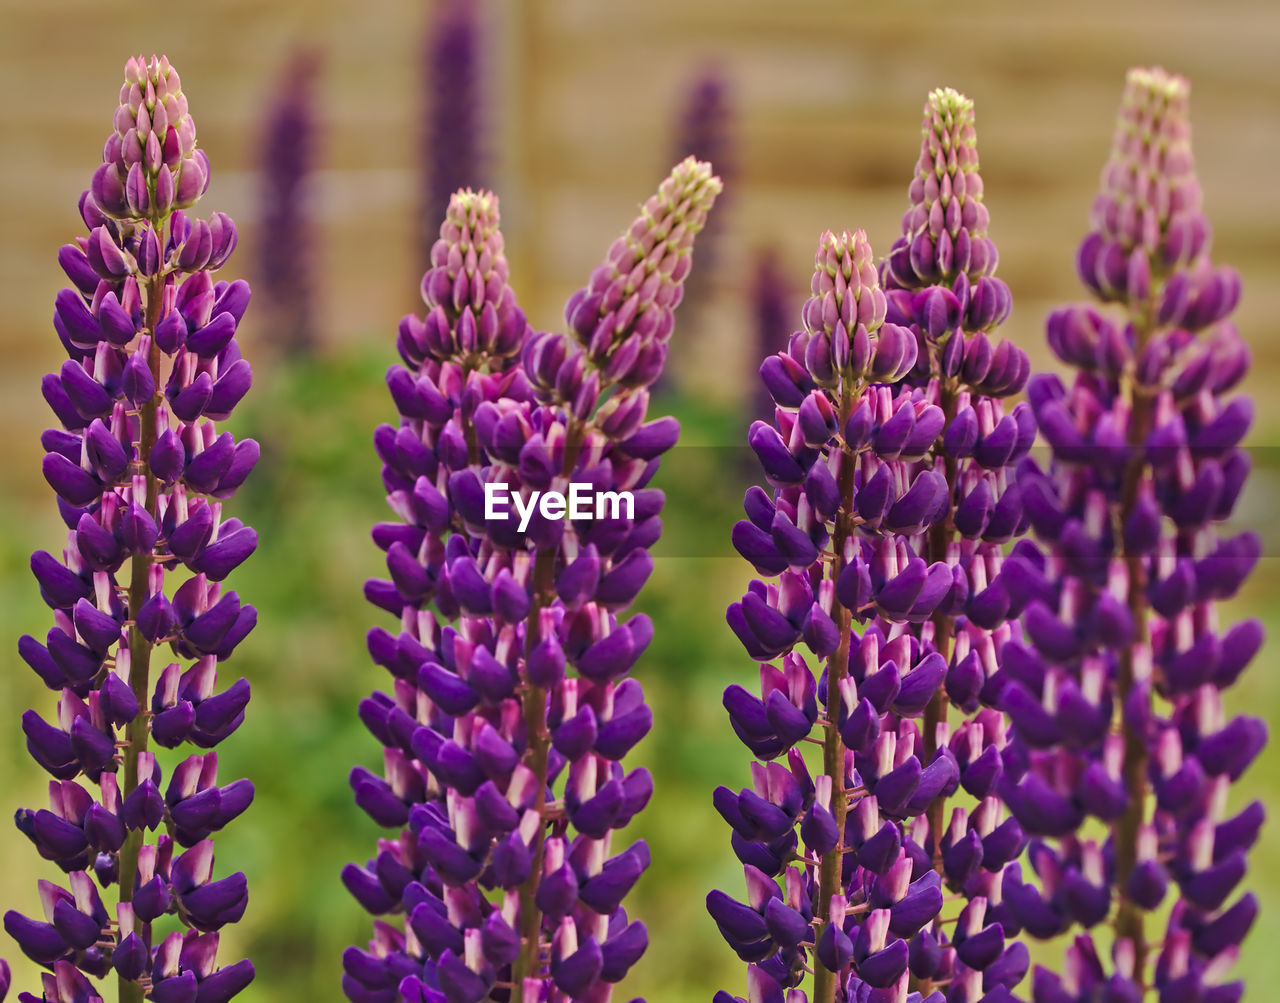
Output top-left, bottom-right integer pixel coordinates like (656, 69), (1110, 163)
(714, 89), (1038, 1003)
(873, 86), (1037, 999)
(1004, 67), (1260, 1002)
(716, 228), (958, 1003)
(257, 48), (321, 354)
(5, 55), (256, 1003)
(529, 156), (722, 398)
(419, 0), (485, 272)
(344, 162), (719, 1003)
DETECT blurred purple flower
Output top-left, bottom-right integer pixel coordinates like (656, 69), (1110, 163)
(750, 247), (796, 423)
(673, 67), (734, 283)
(5, 55), (257, 1003)
(420, 0), (486, 273)
(343, 158), (721, 1003)
(257, 47), (321, 354)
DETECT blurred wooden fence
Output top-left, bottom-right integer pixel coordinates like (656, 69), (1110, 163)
(2, 0), (1278, 463)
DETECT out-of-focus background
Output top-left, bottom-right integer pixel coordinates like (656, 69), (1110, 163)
(1, 0), (1278, 1000)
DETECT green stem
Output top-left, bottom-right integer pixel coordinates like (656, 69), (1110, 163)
(117, 270), (165, 1003)
(813, 380), (858, 1003)
(510, 548), (555, 1000)
(922, 379), (959, 866)
(511, 419), (586, 1000)
(1113, 303), (1158, 986)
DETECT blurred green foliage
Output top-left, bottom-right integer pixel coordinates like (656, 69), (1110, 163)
(1, 345), (1278, 1001)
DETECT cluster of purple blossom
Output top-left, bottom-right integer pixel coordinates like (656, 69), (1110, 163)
(5, 55), (257, 1003)
(712, 71), (1261, 1003)
(1, 51), (1263, 1003)
(257, 48), (322, 354)
(1005, 68), (1260, 1003)
(340, 160), (721, 1003)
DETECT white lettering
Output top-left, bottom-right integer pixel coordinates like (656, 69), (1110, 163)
(484, 482), (509, 521)
(569, 482), (593, 520)
(540, 491), (567, 521)
(512, 490), (538, 532)
(595, 490), (635, 521)
(490, 483), (637, 532)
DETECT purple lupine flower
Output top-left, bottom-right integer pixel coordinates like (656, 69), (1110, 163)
(882, 89), (1027, 397)
(713, 87), (1035, 1003)
(257, 47), (321, 354)
(5, 55), (256, 1003)
(342, 157), (720, 1003)
(419, 0), (485, 273)
(715, 226), (944, 1003)
(874, 88), (1037, 999)
(751, 247), (796, 423)
(671, 67), (733, 295)
(1001, 67), (1261, 1001)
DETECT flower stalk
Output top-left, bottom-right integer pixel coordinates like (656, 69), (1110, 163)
(4, 54), (258, 1003)
(342, 159), (720, 1003)
(713, 88), (1036, 1003)
(714, 226), (954, 1002)
(1002, 67), (1262, 1001)
(258, 49), (321, 354)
